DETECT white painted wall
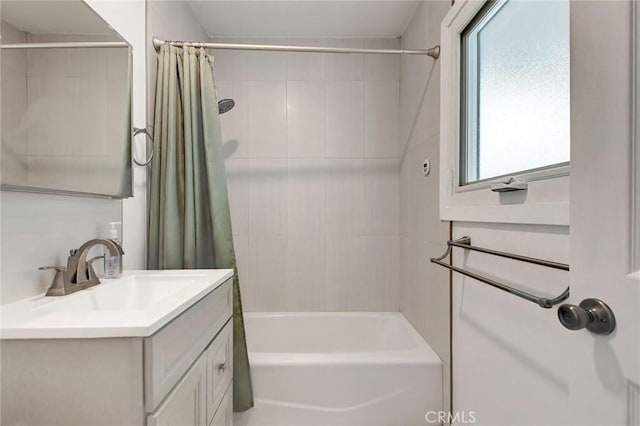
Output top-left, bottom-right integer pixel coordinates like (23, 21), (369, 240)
(446, 1), (574, 423)
(85, 0), (147, 270)
(452, 2), (637, 424)
(215, 37), (401, 312)
(0, 192), (122, 304)
(0, 16), (125, 304)
(451, 223), (570, 425)
(0, 0), (147, 304)
(399, 0), (452, 412)
(146, 0), (210, 122)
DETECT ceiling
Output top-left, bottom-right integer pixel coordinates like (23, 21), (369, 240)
(188, 1), (420, 39)
(1, 0), (115, 35)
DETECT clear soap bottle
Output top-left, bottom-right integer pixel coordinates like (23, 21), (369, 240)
(104, 221), (123, 278)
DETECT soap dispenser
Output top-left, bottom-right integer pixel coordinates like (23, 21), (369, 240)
(104, 221), (123, 278)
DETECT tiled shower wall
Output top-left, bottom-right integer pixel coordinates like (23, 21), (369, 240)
(399, 0), (452, 410)
(215, 38), (401, 312)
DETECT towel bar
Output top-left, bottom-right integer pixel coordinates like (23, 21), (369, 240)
(431, 237), (570, 308)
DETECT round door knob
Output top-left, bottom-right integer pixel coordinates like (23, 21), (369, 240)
(558, 304), (590, 330)
(557, 298), (616, 335)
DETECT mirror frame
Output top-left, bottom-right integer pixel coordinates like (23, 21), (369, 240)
(0, 0), (134, 199)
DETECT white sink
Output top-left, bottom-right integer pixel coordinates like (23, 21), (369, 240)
(1, 269), (233, 339)
(36, 274), (200, 312)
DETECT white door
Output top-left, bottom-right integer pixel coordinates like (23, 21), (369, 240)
(568, 1), (640, 424)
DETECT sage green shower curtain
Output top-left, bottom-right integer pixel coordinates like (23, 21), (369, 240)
(148, 45), (253, 411)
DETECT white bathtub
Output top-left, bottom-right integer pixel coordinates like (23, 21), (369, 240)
(234, 312), (442, 426)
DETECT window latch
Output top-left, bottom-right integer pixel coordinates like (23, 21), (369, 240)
(490, 177), (528, 193)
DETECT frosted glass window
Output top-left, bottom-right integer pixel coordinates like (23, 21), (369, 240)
(461, 0), (570, 184)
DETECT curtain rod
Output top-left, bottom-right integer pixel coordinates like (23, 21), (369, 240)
(153, 36), (440, 59)
(1, 41), (129, 49)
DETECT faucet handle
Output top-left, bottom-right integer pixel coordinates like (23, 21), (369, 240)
(69, 249), (77, 256)
(39, 266), (67, 272)
(40, 266), (68, 296)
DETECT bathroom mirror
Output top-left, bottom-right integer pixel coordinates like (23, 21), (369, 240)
(0, 0), (133, 198)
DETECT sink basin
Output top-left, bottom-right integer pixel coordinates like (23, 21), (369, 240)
(1, 269), (233, 339)
(36, 274), (202, 312)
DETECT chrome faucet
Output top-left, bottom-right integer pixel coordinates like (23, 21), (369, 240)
(39, 239), (125, 296)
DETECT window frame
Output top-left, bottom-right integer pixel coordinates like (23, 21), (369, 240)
(439, 0), (570, 225)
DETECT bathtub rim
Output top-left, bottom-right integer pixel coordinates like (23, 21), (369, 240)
(242, 311), (443, 366)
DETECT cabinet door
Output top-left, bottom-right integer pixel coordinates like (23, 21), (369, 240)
(147, 355), (206, 426)
(206, 320), (233, 425)
(145, 280), (233, 411)
(210, 385), (233, 426)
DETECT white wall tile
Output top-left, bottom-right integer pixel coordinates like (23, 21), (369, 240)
(325, 235), (364, 311)
(286, 39), (325, 81)
(248, 81), (287, 158)
(106, 77), (129, 157)
(362, 235), (400, 310)
(27, 50), (65, 78)
(74, 156), (110, 194)
(26, 156), (70, 190)
(65, 48), (108, 78)
(398, 0), (452, 410)
(225, 159), (251, 236)
(325, 38), (364, 81)
(211, 49), (248, 81)
(248, 159), (288, 235)
(211, 36), (402, 312)
(66, 77), (108, 157)
(402, 139), (442, 242)
(1, 148), (27, 185)
(217, 80), (250, 159)
(287, 159), (326, 235)
(325, 159), (363, 235)
(287, 235), (326, 310)
(1, 71), (27, 160)
(1, 191), (121, 304)
(287, 81), (325, 158)
(26, 77), (66, 156)
(364, 159), (400, 235)
(2, 22), (27, 75)
(248, 235), (288, 311)
(247, 51), (287, 81)
(107, 48), (129, 80)
(364, 38), (401, 81)
(365, 80), (400, 158)
(233, 234), (251, 307)
(325, 81), (364, 158)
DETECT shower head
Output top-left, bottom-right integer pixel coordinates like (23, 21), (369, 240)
(218, 99), (235, 114)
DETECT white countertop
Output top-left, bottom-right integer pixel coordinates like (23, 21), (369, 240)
(1, 269), (234, 339)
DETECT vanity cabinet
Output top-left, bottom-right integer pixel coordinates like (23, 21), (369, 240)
(147, 321), (234, 426)
(1, 278), (234, 426)
(147, 355), (207, 426)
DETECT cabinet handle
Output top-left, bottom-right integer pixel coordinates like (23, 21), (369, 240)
(218, 363), (226, 373)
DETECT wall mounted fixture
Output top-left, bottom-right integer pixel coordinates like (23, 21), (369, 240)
(423, 159), (431, 176)
(152, 36), (441, 59)
(133, 127), (154, 167)
(431, 237), (570, 308)
(1, 41), (128, 49)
